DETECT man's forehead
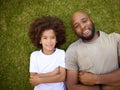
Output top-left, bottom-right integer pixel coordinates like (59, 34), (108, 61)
(72, 12), (89, 20)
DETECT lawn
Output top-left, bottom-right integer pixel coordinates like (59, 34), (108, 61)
(0, 0), (120, 90)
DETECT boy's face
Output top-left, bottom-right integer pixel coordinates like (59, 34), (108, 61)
(40, 29), (57, 54)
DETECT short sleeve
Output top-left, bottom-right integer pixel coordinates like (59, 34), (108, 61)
(118, 40), (120, 56)
(58, 50), (65, 68)
(65, 45), (78, 70)
(112, 33), (120, 56)
(29, 52), (38, 73)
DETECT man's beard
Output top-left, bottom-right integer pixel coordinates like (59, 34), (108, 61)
(79, 25), (95, 41)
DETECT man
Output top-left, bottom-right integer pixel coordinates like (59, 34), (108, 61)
(65, 11), (120, 90)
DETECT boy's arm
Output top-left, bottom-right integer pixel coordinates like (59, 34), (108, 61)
(30, 67), (66, 86)
(37, 67), (60, 77)
(29, 72), (39, 86)
(38, 67), (66, 83)
(29, 67), (59, 86)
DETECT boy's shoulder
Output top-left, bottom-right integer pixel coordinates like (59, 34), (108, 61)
(56, 48), (65, 53)
(30, 50), (40, 56)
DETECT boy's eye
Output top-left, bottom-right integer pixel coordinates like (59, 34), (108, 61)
(43, 37), (47, 39)
(51, 37), (56, 39)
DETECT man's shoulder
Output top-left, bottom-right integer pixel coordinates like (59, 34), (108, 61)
(66, 39), (82, 52)
(100, 31), (120, 36)
(68, 39), (82, 47)
(109, 32), (120, 37)
(109, 32), (120, 41)
(100, 31), (120, 41)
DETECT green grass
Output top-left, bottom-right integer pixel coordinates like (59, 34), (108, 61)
(0, 0), (120, 90)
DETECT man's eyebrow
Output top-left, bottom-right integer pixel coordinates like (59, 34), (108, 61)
(73, 23), (78, 26)
(80, 16), (88, 20)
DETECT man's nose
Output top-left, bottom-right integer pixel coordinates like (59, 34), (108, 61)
(80, 23), (86, 29)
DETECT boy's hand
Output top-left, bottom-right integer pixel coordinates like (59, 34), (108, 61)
(30, 75), (41, 86)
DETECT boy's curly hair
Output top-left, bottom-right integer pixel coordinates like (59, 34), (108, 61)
(29, 16), (66, 48)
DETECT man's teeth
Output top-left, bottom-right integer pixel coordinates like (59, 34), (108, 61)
(83, 30), (89, 34)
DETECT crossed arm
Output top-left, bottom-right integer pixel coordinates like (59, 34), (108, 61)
(66, 56), (120, 90)
(30, 66), (66, 86)
(79, 56), (120, 86)
(66, 70), (99, 90)
(79, 69), (120, 86)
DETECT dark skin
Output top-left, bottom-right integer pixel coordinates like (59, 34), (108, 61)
(66, 11), (120, 90)
(79, 57), (120, 86)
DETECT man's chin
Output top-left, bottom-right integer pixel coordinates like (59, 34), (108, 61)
(80, 35), (94, 41)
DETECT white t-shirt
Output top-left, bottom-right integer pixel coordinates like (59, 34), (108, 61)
(29, 48), (66, 90)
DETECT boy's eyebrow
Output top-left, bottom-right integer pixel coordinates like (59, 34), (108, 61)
(41, 36), (47, 37)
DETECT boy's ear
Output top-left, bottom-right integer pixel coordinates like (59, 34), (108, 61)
(40, 41), (41, 44)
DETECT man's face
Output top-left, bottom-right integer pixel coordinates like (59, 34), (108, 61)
(72, 12), (95, 41)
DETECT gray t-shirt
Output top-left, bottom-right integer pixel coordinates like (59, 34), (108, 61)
(65, 31), (120, 74)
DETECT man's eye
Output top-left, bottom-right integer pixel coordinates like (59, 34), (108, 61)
(82, 19), (87, 23)
(74, 25), (79, 28)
